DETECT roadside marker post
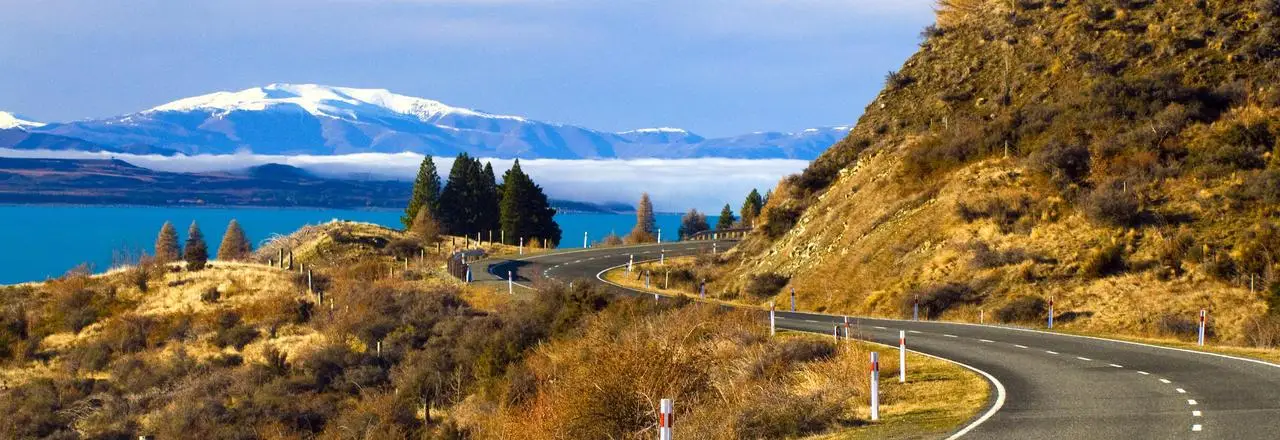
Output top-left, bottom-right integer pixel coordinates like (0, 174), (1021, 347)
(790, 288), (797, 312)
(501, 230), (505, 245)
(307, 269), (313, 294)
(628, 255), (634, 273)
(843, 316), (851, 340)
(713, 242), (718, 254)
(646, 271), (651, 289)
(1198, 309), (1207, 346)
(870, 352), (881, 421)
(664, 271), (669, 289)
(834, 325), (840, 343)
(658, 398), (674, 440)
(769, 302), (776, 336)
(699, 279), (706, 299)
(584, 231), (589, 249)
(980, 308), (984, 324)
(913, 294), (919, 321)
(508, 271), (514, 295)
(465, 265), (472, 284)
(660, 249), (665, 265)
(1048, 297), (1054, 329)
(899, 330), (907, 383)
(657, 229), (662, 243)
(519, 237), (524, 255)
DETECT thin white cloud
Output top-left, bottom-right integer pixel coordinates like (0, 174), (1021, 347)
(0, 149), (806, 212)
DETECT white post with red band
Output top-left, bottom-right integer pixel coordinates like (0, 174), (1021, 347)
(1048, 297), (1054, 329)
(1198, 309), (1207, 346)
(508, 271), (514, 295)
(769, 302), (776, 336)
(843, 316), (850, 340)
(899, 330), (907, 383)
(870, 352), (880, 421)
(628, 254), (634, 273)
(659, 398), (673, 440)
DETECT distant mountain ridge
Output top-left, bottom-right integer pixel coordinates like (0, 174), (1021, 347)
(6, 84), (848, 159)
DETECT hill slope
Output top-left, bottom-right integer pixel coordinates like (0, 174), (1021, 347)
(721, 0), (1280, 345)
(22, 84), (849, 159)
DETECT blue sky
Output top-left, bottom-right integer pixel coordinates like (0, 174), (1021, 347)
(0, 0), (935, 137)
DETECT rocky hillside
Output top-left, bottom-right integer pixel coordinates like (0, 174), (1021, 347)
(721, 0), (1280, 345)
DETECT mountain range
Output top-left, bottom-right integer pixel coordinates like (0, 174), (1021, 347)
(0, 84), (848, 159)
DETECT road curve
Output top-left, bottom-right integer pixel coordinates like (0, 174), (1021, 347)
(476, 242), (1280, 439)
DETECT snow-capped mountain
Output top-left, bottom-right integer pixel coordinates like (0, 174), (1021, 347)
(0, 111), (44, 130)
(23, 84), (849, 159)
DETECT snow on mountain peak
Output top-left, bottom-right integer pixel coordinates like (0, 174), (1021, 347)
(0, 111), (44, 129)
(146, 83), (526, 123)
(619, 127), (690, 134)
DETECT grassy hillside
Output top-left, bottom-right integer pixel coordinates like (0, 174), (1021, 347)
(712, 0), (1280, 347)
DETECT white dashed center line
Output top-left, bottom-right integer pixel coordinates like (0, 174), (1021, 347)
(1046, 350), (1059, 355)
(1188, 400), (1198, 405)
(1192, 424), (1202, 432)
(1076, 356), (1092, 361)
(1177, 388), (1186, 394)
(944, 334), (958, 338)
(979, 339), (995, 343)
(1192, 411), (1202, 417)
(1160, 379), (1172, 384)
(873, 326), (887, 330)
(1109, 364), (1124, 368)
(908, 330), (923, 334)
(1014, 344), (1029, 349)
(1138, 371), (1150, 375)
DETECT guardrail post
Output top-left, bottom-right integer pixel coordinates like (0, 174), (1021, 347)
(870, 352), (880, 421)
(790, 287), (796, 312)
(659, 398), (674, 440)
(1048, 297), (1054, 329)
(769, 302), (776, 336)
(899, 330), (906, 383)
(1198, 309), (1207, 346)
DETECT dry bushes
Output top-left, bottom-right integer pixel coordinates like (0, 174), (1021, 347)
(996, 295), (1047, 323)
(744, 272), (790, 300)
(485, 303), (871, 439)
(902, 282), (983, 320)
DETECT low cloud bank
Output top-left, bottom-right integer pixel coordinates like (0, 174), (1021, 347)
(1, 149), (809, 212)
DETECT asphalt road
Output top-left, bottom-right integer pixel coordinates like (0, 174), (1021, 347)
(475, 241), (1280, 439)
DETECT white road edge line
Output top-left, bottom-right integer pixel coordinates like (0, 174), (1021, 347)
(1177, 388), (1186, 394)
(979, 339), (995, 343)
(1109, 364), (1124, 368)
(590, 259), (1007, 439)
(1193, 410), (1202, 417)
(1138, 371), (1150, 375)
(1076, 356), (1092, 361)
(1014, 345), (1028, 349)
(1046, 350), (1059, 355)
(1192, 424), (1202, 432)
(1160, 379), (1172, 384)
(1188, 399), (1198, 405)
(945, 334), (959, 338)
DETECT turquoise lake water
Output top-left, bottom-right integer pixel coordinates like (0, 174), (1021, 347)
(0, 205), (705, 284)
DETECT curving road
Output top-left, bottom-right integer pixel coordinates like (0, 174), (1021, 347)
(476, 241), (1280, 439)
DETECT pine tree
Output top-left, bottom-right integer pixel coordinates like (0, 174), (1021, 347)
(628, 193), (657, 243)
(402, 155), (442, 229)
(741, 189), (764, 227)
(411, 207), (441, 245)
(479, 161), (501, 236)
(678, 209), (710, 239)
(717, 204), (736, 230)
(500, 159), (562, 247)
(155, 221), (181, 263)
(763, 189), (772, 208)
(184, 221), (209, 271)
(439, 153), (483, 236)
(217, 219), (252, 261)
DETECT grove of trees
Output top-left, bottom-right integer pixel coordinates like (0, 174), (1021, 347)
(405, 154), (562, 247)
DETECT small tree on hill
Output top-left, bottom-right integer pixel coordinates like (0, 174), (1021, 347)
(499, 159), (562, 247)
(627, 193), (657, 243)
(217, 219), (252, 261)
(678, 209), (710, 239)
(411, 207), (441, 245)
(402, 155), (442, 229)
(716, 204), (736, 230)
(185, 221), (209, 271)
(155, 221), (181, 263)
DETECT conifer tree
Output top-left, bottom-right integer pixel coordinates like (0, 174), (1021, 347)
(499, 159), (562, 247)
(628, 193), (657, 243)
(439, 153), (484, 235)
(717, 204), (736, 230)
(217, 219), (252, 261)
(479, 161), (501, 235)
(741, 189), (764, 227)
(763, 189), (772, 208)
(184, 221), (209, 271)
(155, 221), (181, 263)
(678, 209), (710, 239)
(402, 155), (442, 229)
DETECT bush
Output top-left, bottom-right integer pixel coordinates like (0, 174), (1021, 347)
(955, 193), (1034, 233)
(1081, 242), (1128, 278)
(1156, 229), (1196, 273)
(744, 273), (789, 299)
(748, 339), (836, 380)
(996, 296), (1047, 323)
(733, 393), (842, 439)
(211, 311), (259, 350)
(1083, 181), (1142, 227)
(1029, 140), (1091, 189)
(1155, 313), (1212, 340)
(902, 283), (982, 320)
(1244, 315), (1280, 348)
(762, 205), (801, 239)
(385, 238), (421, 260)
(885, 70), (914, 89)
(968, 241), (1030, 269)
(200, 287), (220, 303)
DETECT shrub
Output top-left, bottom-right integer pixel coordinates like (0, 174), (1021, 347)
(1083, 181), (1142, 227)
(744, 273), (789, 299)
(1155, 313), (1211, 340)
(1156, 229), (1196, 273)
(211, 311), (259, 350)
(1029, 140), (1091, 189)
(385, 238), (421, 260)
(968, 241), (1030, 269)
(732, 393), (842, 439)
(1243, 315), (1280, 348)
(1081, 242), (1128, 278)
(748, 339), (836, 380)
(902, 282), (982, 319)
(996, 296), (1047, 323)
(762, 205), (801, 239)
(200, 287), (220, 303)
(885, 70), (914, 89)
(955, 193), (1034, 233)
